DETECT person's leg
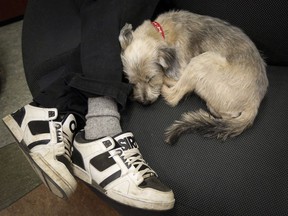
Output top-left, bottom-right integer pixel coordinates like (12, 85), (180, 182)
(69, 0), (175, 210)
(85, 97), (121, 139)
(21, 0), (85, 118)
(4, 0), (175, 210)
(72, 0), (161, 140)
(72, 0), (161, 103)
(2, 0), (85, 199)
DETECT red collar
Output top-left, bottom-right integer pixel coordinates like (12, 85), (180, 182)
(151, 21), (165, 39)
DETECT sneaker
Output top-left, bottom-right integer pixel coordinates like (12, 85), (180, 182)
(3, 104), (78, 199)
(72, 131), (175, 210)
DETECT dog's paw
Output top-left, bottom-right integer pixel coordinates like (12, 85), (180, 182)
(161, 85), (181, 107)
(163, 76), (177, 88)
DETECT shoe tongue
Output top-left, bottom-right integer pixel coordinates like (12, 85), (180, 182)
(113, 132), (139, 150)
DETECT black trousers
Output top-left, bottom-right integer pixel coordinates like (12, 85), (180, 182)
(23, 0), (162, 117)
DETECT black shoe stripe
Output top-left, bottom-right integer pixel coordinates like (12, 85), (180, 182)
(90, 152), (116, 172)
(28, 121), (50, 135)
(99, 170), (121, 189)
(11, 107), (26, 127)
(28, 139), (50, 150)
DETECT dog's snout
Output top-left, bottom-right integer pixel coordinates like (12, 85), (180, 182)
(132, 83), (160, 106)
(134, 93), (154, 105)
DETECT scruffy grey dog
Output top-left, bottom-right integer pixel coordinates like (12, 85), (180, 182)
(119, 10), (268, 144)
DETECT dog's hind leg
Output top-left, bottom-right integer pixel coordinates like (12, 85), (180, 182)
(161, 56), (201, 107)
(162, 52), (227, 107)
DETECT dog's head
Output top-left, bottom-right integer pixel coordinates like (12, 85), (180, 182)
(119, 23), (177, 105)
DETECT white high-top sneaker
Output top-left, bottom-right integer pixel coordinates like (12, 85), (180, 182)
(72, 131), (175, 210)
(3, 104), (78, 199)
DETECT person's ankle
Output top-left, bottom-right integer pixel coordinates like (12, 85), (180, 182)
(84, 97), (121, 140)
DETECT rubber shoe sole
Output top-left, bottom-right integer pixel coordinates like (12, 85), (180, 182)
(72, 163), (175, 210)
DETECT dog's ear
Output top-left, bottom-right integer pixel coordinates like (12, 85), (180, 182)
(119, 23), (133, 50)
(158, 46), (179, 77)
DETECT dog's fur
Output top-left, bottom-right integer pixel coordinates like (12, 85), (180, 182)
(119, 11), (268, 144)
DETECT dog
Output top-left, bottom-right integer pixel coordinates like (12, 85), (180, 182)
(119, 10), (268, 144)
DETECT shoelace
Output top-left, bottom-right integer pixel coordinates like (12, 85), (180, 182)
(110, 148), (157, 181)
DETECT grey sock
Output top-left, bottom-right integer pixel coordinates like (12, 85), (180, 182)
(85, 97), (122, 140)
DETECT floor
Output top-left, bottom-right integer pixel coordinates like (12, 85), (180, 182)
(1, 181), (120, 216)
(0, 21), (120, 216)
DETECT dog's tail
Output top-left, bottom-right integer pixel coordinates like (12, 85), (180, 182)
(164, 108), (258, 144)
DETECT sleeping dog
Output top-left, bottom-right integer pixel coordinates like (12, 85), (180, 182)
(119, 10), (268, 144)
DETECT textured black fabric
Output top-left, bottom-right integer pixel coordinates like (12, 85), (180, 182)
(119, 66), (288, 215)
(22, 0), (81, 97)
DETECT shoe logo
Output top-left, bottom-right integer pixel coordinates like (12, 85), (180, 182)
(117, 136), (139, 150)
(55, 122), (63, 143)
(69, 120), (77, 133)
(103, 140), (112, 148)
(48, 111), (56, 118)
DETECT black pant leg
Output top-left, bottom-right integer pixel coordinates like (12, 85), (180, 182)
(23, 0), (160, 116)
(69, 0), (160, 109)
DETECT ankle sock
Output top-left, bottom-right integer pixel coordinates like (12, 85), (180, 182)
(84, 97), (122, 140)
